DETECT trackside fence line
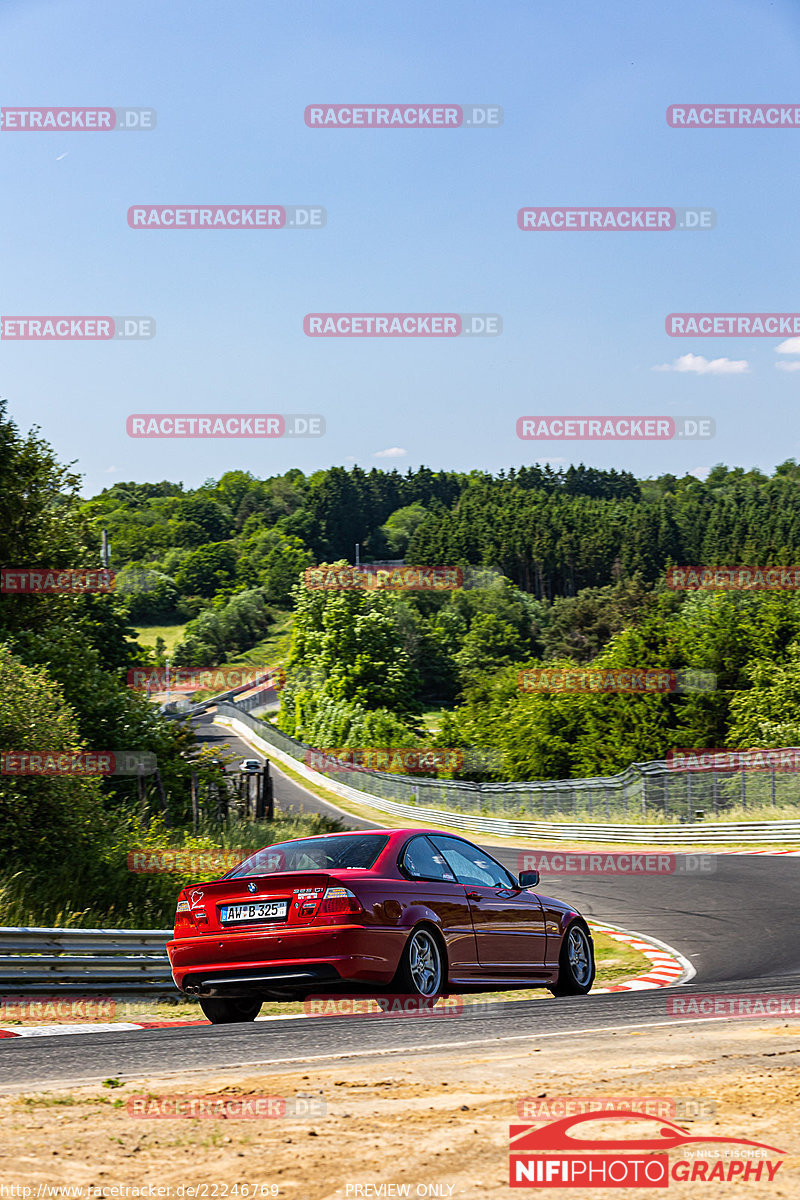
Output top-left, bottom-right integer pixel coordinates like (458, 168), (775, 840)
(212, 705), (800, 844)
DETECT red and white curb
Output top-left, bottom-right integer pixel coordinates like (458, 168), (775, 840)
(0, 1019), (209, 1038)
(588, 920), (693, 993)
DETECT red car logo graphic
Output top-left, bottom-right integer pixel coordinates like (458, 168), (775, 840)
(510, 1110), (786, 1155)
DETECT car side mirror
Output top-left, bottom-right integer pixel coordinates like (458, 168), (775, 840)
(518, 870), (539, 888)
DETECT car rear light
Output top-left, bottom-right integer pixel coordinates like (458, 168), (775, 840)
(174, 897), (193, 932)
(319, 886), (363, 916)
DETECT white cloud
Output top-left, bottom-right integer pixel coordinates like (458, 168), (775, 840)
(689, 466), (711, 480)
(776, 361), (800, 372)
(103, 465), (118, 473)
(776, 337), (800, 355)
(653, 353), (749, 375)
(373, 447), (407, 458)
(534, 456), (567, 465)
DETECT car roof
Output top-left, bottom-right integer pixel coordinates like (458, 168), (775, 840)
(258, 827), (468, 846)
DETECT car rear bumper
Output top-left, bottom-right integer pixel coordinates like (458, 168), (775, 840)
(167, 924), (403, 996)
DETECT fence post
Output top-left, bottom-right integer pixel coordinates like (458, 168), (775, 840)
(741, 765), (747, 812)
(604, 786), (610, 821)
(153, 769), (171, 827)
(641, 773), (646, 817)
(191, 771), (199, 832)
(772, 763), (777, 808)
(264, 760), (274, 821)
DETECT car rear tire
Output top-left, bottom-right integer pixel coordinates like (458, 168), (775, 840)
(198, 997), (263, 1024)
(551, 922), (595, 996)
(394, 926), (445, 997)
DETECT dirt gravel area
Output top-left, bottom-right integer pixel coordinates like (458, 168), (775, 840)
(1, 1019), (799, 1197)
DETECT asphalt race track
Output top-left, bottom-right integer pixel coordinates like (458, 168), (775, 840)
(2, 719), (799, 1090)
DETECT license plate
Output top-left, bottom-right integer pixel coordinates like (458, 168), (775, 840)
(220, 900), (289, 923)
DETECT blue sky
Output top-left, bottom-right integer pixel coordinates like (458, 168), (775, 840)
(1, 0), (799, 494)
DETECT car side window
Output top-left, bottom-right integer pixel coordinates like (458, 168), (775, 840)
(400, 836), (457, 882)
(430, 835), (515, 888)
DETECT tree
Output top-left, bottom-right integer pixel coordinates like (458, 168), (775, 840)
(114, 564), (180, 623)
(175, 543), (237, 598)
(0, 644), (104, 872)
(380, 503), (428, 557)
(237, 529), (312, 606)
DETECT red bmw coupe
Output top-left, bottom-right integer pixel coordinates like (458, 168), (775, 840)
(167, 828), (595, 1023)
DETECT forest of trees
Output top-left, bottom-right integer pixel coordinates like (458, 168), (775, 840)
(6, 393), (800, 925)
(71, 438), (800, 786)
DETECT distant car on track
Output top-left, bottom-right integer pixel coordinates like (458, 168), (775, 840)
(238, 759), (261, 774)
(167, 828), (595, 1023)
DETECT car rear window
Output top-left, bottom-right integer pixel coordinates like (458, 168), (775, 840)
(225, 834), (390, 878)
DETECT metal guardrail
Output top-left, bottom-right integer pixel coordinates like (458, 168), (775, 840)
(0, 927), (176, 993)
(215, 706), (800, 843)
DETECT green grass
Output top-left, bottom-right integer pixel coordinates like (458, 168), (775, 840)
(190, 611), (294, 701)
(415, 705), (452, 735)
(135, 624), (186, 654)
(0, 810), (344, 930)
(224, 611), (294, 670)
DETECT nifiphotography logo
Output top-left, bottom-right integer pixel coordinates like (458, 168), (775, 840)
(509, 1111), (786, 1187)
